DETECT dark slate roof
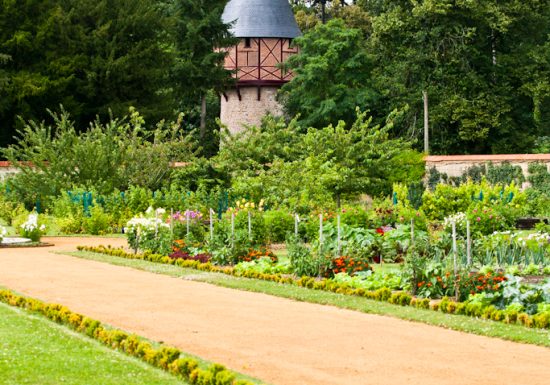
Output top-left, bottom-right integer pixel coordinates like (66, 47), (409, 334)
(222, 0), (302, 39)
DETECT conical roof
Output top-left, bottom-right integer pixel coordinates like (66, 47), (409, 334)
(222, 0), (301, 39)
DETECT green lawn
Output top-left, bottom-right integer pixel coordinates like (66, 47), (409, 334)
(0, 302), (188, 385)
(66, 251), (550, 348)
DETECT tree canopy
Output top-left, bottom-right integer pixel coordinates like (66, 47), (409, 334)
(0, 0), (234, 151)
(285, 0), (550, 154)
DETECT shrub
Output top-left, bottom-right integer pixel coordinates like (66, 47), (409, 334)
(264, 210), (294, 243)
(83, 206), (113, 235)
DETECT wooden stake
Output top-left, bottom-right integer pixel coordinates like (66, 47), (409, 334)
(466, 220), (471, 266)
(248, 211), (252, 240)
(186, 210), (190, 236)
(319, 213), (323, 245)
(209, 209), (214, 241)
(337, 214), (341, 257)
(231, 212), (235, 248)
(452, 221), (458, 300)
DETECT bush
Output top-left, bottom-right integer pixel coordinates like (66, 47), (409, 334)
(126, 213), (172, 255)
(287, 236), (324, 277)
(83, 206), (113, 235)
(264, 210), (294, 243)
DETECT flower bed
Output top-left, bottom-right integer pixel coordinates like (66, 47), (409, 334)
(78, 245), (550, 330)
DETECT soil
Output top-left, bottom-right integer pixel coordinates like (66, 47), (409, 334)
(1, 237), (549, 385)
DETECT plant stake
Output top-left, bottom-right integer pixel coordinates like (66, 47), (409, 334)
(452, 220), (458, 300)
(231, 212), (235, 249)
(294, 214), (299, 237)
(337, 214), (341, 257)
(170, 208), (174, 236)
(466, 220), (471, 265)
(186, 210), (190, 236)
(209, 209), (214, 241)
(248, 210), (252, 240)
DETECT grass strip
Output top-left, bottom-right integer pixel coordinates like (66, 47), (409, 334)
(66, 250), (550, 348)
(0, 288), (264, 385)
(0, 302), (188, 385)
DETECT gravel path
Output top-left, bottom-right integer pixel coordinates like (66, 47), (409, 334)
(1, 237), (549, 385)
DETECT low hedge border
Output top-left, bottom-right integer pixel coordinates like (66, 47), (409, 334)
(77, 245), (550, 330)
(0, 289), (261, 385)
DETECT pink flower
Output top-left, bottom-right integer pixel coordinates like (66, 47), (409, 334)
(476, 217), (481, 222)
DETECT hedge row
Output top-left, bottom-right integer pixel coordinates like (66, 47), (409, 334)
(0, 289), (260, 385)
(78, 245), (550, 330)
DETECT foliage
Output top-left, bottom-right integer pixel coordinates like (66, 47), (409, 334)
(264, 210), (295, 243)
(0, 225), (6, 243)
(80, 245), (550, 332)
(280, 19), (378, 128)
(331, 270), (402, 291)
(528, 163), (550, 196)
(286, 235), (325, 277)
(364, 0), (550, 154)
(420, 180), (524, 221)
(126, 209), (172, 255)
(0, 0), (178, 149)
(170, 0), (236, 151)
(474, 231), (550, 267)
(2, 109), (195, 208)
(19, 212), (45, 242)
(234, 257), (291, 275)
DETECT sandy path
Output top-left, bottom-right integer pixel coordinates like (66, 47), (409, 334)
(0, 237), (549, 385)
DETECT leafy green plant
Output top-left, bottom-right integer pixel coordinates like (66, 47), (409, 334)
(264, 210), (294, 243)
(286, 235), (325, 277)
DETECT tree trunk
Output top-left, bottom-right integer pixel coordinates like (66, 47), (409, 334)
(423, 90), (429, 154)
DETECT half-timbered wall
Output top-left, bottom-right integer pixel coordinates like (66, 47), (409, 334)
(223, 38), (298, 85)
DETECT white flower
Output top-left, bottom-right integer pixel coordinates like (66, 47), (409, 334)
(443, 212), (467, 230)
(156, 208), (166, 216)
(21, 213), (40, 233)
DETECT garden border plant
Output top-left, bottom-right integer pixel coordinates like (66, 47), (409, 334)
(0, 288), (262, 385)
(78, 245), (550, 331)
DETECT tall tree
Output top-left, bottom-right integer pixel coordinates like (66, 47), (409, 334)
(0, 0), (176, 149)
(364, 0), (550, 154)
(280, 19), (378, 129)
(170, 0), (236, 154)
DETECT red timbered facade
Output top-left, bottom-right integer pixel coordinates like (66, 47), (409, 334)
(223, 38), (298, 87)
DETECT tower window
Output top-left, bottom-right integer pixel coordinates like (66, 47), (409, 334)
(244, 38), (251, 48)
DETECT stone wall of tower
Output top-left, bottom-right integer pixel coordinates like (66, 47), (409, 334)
(220, 87), (283, 135)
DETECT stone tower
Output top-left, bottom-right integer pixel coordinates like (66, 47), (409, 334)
(220, 0), (301, 134)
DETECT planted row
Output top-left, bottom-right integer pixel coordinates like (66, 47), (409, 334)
(78, 245), (550, 330)
(0, 289), (259, 385)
